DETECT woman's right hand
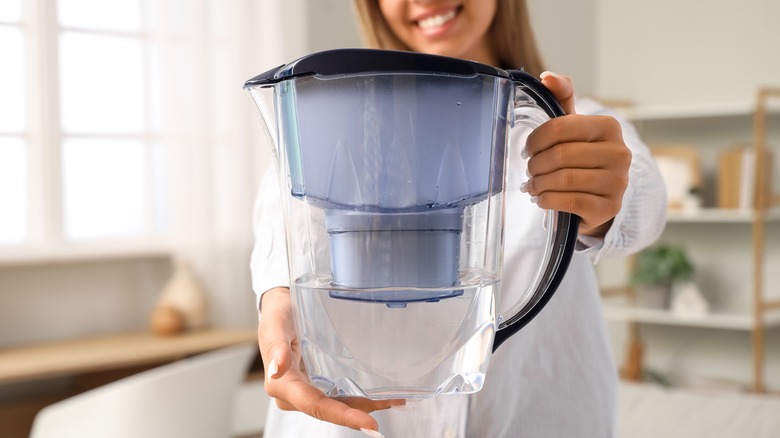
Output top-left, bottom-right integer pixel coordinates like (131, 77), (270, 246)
(258, 287), (404, 434)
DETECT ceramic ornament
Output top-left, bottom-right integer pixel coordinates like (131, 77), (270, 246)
(671, 281), (709, 317)
(150, 305), (186, 336)
(155, 261), (209, 330)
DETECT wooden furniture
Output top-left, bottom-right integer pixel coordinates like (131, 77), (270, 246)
(602, 88), (780, 393)
(0, 328), (258, 438)
(0, 328), (258, 385)
(28, 344), (256, 438)
(750, 88), (780, 392)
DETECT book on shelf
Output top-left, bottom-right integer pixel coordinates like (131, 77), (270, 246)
(717, 146), (773, 209)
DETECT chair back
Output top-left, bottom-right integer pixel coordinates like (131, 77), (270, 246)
(30, 343), (256, 438)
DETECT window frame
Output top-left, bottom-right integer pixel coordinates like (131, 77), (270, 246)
(0, 0), (172, 265)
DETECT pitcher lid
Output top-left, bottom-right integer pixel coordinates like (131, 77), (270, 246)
(243, 48), (512, 87)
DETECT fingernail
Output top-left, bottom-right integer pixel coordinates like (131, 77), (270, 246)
(540, 70), (561, 80)
(360, 428), (385, 438)
(519, 181), (530, 193)
(530, 196), (539, 204)
(390, 404), (412, 411)
(266, 358), (279, 382)
(520, 146), (529, 159)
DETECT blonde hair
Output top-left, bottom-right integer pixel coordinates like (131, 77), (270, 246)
(351, 0), (546, 76)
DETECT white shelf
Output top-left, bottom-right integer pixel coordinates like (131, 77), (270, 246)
(666, 207), (780, 224)
(614, 100), (780, 122)
(602, 297), (780, 330)
(0, 240), (174, 267)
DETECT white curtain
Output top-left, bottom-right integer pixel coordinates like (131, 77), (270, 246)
(148, 0), (307, 328)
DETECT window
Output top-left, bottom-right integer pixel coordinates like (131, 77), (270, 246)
(0, 1), (27, 245)
(57, 1), (157, 241)
(1, 0), (165, 252)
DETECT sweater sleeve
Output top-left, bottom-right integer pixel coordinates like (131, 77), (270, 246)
(249, 164), (290, 315)
(573, 98), (667, 263)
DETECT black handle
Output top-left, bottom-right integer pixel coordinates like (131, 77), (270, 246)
(492, 70), (581, 352)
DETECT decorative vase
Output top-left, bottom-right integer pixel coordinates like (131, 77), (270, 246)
(671, 281), (709, 317)
(635, 284), (672, 309)
(150, 305), (186, 336)
(154, 261), (209, 330)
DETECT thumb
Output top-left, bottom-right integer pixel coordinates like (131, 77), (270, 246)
(263, 336), (291, 382)
(258, 288), (296, 381)
(540, 71), (576, 115)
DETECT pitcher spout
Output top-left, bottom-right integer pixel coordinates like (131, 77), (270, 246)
(244, 83), (279, 155)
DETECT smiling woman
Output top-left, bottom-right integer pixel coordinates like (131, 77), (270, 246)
(353, 0), (545, 76)
(376, 0), (497, 65)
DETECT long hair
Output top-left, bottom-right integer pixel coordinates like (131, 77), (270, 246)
(351, 0), (546, 76)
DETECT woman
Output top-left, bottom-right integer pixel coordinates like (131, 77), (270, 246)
(251, 1), (666, 436)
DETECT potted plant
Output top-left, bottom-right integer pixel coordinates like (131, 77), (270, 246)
(630, 244), (695, 309)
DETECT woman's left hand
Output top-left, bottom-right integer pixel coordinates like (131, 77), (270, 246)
(522, 71), (632, 238)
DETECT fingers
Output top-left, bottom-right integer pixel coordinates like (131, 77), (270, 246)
(526, 140), (617, 176)
(525, 114), (622, 157)
(274, 379), (397, 431)
(540, 71), (576, 115)
(532, 191), (619, 236)
(520, 106), (631, 237)
(333, 397), (407, 414)
(270, 368), (405, 432)
(523, 168), (622, 199)
(529, 191), (613, 217)
(257, 286), (403, 434)
(529, 178), (623, 236)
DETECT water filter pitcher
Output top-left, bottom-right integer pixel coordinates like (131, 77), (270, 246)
(245, 49), (578, 399)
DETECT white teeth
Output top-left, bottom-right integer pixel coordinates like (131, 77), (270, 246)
(418, 10), (457, 29)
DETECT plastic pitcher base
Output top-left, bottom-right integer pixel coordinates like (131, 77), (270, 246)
(311, 372), (487, 400)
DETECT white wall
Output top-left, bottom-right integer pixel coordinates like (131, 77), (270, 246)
(594, 0), (780, 107)
(528, 0), (597, 96)
(0, 258), (171, 348)
(305, 0), (362, 51)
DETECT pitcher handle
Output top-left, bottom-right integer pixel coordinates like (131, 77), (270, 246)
(491, 70), (580, 352)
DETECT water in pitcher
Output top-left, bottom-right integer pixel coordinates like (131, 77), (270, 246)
(292, 273), (497, 400)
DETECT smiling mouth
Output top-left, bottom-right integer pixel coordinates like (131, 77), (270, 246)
(415, 6), (462, 30)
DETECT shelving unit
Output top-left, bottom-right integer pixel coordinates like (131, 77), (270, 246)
(602, 88), (780, 393)
(748, 88), (780, 392)
(616, 100), (780, 122)
(665, 207), (780, 224)
(603, 294), (780, 331)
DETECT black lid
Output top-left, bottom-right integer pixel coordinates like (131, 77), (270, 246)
(244, 48), (511, 87)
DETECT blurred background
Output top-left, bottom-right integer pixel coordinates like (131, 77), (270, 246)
(0, 0), (778, 437)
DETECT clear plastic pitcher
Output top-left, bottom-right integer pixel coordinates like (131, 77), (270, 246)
(245, 49), (578, 399)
